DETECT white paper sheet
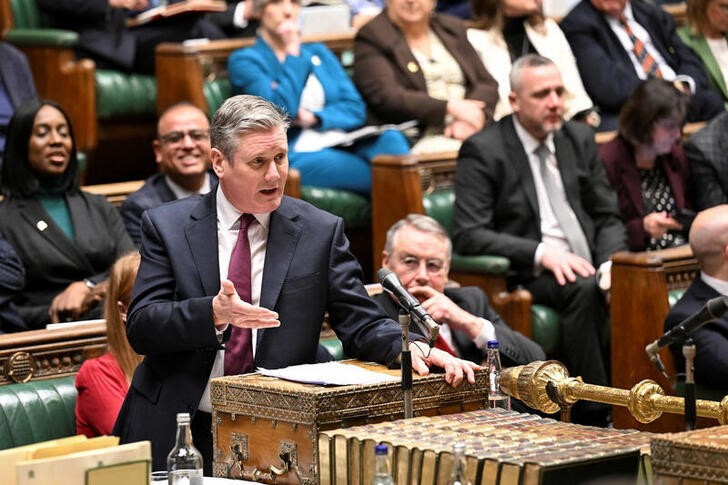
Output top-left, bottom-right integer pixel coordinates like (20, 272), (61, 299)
(257, 362), (399, 386)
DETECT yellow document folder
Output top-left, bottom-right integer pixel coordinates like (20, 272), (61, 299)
(0, 435), (87, 485)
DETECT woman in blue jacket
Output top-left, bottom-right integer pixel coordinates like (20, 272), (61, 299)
(228, 0), (410, 195)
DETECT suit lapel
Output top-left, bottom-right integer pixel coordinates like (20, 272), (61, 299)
(503, 117), (540, 219)
(185, 193), (220, 296)
(17, 197), (92, 271)
(259, 198), (302, 345)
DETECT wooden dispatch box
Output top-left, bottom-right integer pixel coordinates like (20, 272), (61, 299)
(651, 425), (728, 484)
(210, 360), (487, 484)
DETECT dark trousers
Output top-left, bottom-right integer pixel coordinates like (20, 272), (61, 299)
(523, 272), (612, 426)
(191, 410), (213, 477)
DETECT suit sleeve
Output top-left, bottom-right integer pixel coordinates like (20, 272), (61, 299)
(353, 25), (449, 126)
(87, 198), (135, 283)
(311, 45), (366, 131)
(685, 137), (725, 210)
(325, 218), (404, 366)
(0, 234), (24, 293)
(125, 212), (219, 355)
(228, 44), (311, 117)
(452, 136), (540, 268)
(120, 198), (144, 248)
(559, 7), (641, 114)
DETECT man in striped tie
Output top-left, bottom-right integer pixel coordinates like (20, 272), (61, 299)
(377, 214), (545, 368)
(560, 0), (724, 131)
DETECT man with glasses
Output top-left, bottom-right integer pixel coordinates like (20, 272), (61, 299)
(122, 102), (216, 246)
(377, 214), (545, 367)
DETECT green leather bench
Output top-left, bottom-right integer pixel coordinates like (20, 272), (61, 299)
(0, 376), (77, 450)
(423, 188), (561, 356)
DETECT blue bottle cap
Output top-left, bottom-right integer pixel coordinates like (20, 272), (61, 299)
(375, 444), (389, 455)
(487, 339), (499, 349)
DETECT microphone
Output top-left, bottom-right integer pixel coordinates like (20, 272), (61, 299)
(645, 295), (728, 374)
(377, 268), (440, 347)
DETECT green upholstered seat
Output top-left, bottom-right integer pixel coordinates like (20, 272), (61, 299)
(301, 186), (371, 229)
(320, 337), (345, 361)
(0, 376), (77, 450)
(204, 79), (232, 117)
(423, 188), (561, 355)
(8, 0), (156, 121)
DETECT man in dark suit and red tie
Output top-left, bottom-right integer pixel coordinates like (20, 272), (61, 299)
(113, 95), (479, 474)
(375, 214), (545, 368)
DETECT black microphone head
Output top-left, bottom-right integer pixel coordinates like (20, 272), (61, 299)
(707, 295), (728, 318)
(377, 268), (393, 284)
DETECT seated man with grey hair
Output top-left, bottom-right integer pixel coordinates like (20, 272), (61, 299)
(113, 95), (479, 474)
(377, 214), (545, 368)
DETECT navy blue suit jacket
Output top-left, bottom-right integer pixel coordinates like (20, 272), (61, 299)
(114, 191), (406, 470)
(0, 233), (26, 332)
(665, 277), (728, 390)
(560, 0), (724, 131)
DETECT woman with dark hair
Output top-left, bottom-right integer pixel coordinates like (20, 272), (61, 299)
(599, 79), (693, 252)
(75, 251), (142, 438)
(679, 0), (728, 103)
(466, 0), (596, 124)
(0, 99), (134, 328)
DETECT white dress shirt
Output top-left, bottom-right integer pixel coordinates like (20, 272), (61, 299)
(198, 186), (270, 413)
(701, 271), (728, 296)
(165, 172), (211, 200)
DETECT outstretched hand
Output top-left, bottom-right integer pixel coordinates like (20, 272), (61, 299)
(409, 340), (480, 387)
(212, 279), (281, 330)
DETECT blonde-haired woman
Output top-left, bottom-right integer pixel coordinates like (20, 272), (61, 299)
(75, 252), (142, 438)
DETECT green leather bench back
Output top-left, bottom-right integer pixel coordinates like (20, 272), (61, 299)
(9, 0), (50, 29)
(423, 188), (561, 356)
(9, 1), (156, 120)
(0, 376), (77, 450)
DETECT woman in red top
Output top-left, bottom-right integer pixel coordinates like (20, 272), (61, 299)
(75, 252), (142, 437)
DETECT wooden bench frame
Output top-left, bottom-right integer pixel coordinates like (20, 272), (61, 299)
(610, 245), (700, 432)
(155, 32), (355, 115)
(0, 322), (107, 386)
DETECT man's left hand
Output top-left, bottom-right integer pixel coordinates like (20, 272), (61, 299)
(409, 341), (480, 387)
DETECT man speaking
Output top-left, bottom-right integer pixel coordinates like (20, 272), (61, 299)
(113, 95), (478, 473)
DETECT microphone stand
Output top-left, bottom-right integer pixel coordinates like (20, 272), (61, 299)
(682, 337), (696, 430)
(399, 311), (413, 419)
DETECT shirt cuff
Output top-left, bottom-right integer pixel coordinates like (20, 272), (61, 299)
(675, 75), (696, 95)
(215, 324), (229, 344)
(473, 318), (497, 350)
(533, 242), (545, 275)
(232, 1), (249, 30)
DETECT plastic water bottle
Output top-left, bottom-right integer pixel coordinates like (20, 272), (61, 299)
(486, 339), (511, 410)
(372, 443), (394, 485)
(446, 442), (471, 485)
(167, 412), (203, 485)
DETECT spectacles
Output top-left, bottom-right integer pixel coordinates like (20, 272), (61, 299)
(158, 129), (210, 144)
(398, 255), (446, 274)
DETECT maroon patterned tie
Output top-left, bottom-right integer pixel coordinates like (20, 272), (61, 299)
(224, 213), (255, 375)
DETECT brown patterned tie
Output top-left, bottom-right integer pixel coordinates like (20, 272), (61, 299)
(619, 15), (662, 78)
(224, 214), (255, 376)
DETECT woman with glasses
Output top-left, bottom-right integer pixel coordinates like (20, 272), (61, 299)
(0, 99), (134, 328)
(679, 0), (728, 103)
(599, 79), (693, 251)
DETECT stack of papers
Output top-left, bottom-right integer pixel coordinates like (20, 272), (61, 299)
(258, 362), (399, 386)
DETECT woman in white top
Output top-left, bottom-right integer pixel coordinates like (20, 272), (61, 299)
(467, 0), (597, 124)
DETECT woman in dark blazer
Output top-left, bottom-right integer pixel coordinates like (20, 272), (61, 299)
(353, 0), (499, 153)
(0, 99), (134, 328)
(599, 79), (693, 252)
